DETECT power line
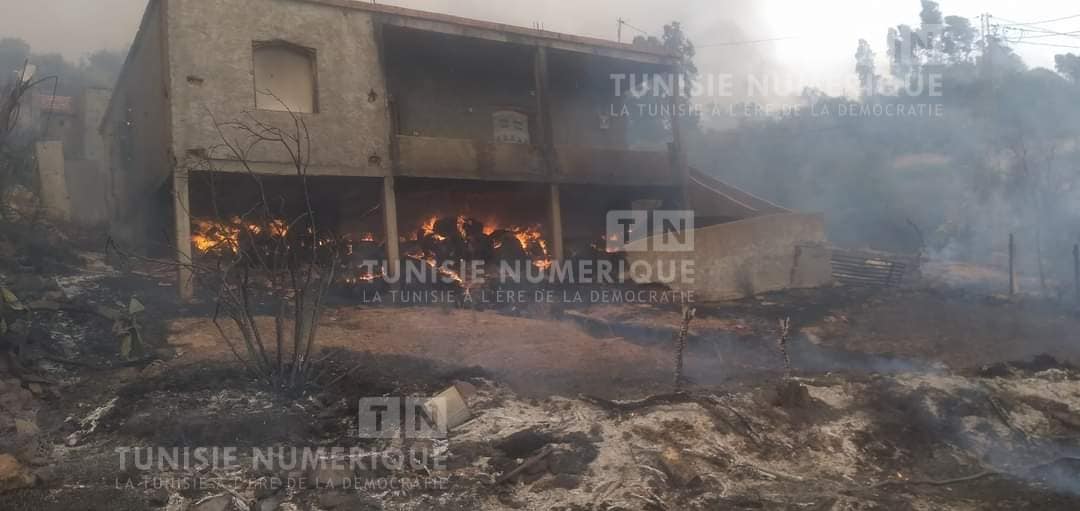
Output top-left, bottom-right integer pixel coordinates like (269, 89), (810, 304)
(1001, 13), (1080, 27)
(1002, 26), (1080, 45)
(1010, 39), (1080, 49)
(696, 35), (803, 48)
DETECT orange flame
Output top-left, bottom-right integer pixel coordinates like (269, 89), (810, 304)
(190, 217), (291, 255)
(407, 215), (552, 270)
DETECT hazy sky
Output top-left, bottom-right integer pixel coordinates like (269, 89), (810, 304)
(0, 0), (1073, 91)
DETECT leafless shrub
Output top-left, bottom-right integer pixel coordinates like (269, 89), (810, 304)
(111, 104), (340, 390)
(1, 62), (56, 189)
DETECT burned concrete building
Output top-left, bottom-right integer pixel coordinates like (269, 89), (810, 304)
(103, 0), (829, 300)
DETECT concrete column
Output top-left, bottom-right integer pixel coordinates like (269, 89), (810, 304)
(548, 183), (564, 262)
(173, 171), (194, 302)
(533, 47), (558, 176)
(382, 176), (401, 280)
(668, 70), (691, 209)
(35, 141), (72, 222)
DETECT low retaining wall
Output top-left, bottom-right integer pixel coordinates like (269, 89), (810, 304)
(626, 213), (833, 301)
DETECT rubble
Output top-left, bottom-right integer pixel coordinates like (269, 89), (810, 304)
(0, 453), (36, 492)
(0, 185), (40, 223)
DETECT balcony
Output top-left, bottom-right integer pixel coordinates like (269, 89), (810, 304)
(395, 135), (676, 185)
(383, 25), (681, 187)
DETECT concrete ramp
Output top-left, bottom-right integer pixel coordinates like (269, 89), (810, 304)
(627, 213), (833, 302)
(689, 168), (789, 223)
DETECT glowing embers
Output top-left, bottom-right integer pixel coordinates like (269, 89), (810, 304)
(191, 217), (289, 255)
(405, 215), (552, 271)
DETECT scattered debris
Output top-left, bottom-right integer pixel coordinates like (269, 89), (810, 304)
(64, 396), (117, 446)
(428, 382), (474, 431)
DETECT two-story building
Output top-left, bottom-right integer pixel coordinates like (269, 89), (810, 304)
(103, 0), (828, 300)
(105, 0), (695, 296)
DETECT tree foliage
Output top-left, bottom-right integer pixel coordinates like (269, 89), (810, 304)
(691, 0), (1080, 283)
(1056, 53), (1080, 83)
(0, 37), (125, 95)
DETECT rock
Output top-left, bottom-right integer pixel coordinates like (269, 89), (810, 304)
(548, 449), (588, 475)
(493, 429), (553, 458)
(146, 487), (170, 506)
(26, 383), (43, 396)
(306, 464), (354, 488)
(522, 457), (549, 476)
(33, 465), (57, 485)
(658, 447), (701, 488)
(519, 469), (546, 484)
(0, 454), (36, 493)
(193, 494), (232, 511)
(771, 380), (812, 408)
(14, 418), (38, 435)
(164, 493), (189, 511)
(531, 474), (582, 492)
(258, 496), (282, 511)
(317, 491), (378, 510)
(496, 494), (526, 509)
(0, 388), (33, 410)
(0, 240), (15, 259)
(9, 274), (49, 295)
(2, 185), (40, 223)
(252, 476), (280, 500)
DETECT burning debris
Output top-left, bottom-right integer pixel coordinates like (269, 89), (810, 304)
(191, 213), (558, 291)
(403, 215), (552, 272)
(190, 217), (291, 256)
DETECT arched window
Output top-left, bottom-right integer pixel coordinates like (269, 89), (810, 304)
(253, 41), (317, 113)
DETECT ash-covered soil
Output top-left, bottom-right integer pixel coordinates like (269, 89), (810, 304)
(6, 255), (1080, 509)
(8, 356), (1080, 510)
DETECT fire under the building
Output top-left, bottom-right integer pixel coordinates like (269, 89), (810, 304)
(104, 0), (830, 302)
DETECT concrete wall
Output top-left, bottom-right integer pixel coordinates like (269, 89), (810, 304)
(166, 0), (391, 176)
(626, 213), (833, 301)
(39, 114), (82, 159)
(102, 0), (174, 250)
(81, 88), (111, 163)
(35, 141), (71, 222)
(64, 160), (109, 226)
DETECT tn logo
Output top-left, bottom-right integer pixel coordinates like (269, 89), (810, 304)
(606, 210), (694, 253)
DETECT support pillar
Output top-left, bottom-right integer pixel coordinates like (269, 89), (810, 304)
(668, 69), (691, 209)
(35, 141), (72, 222)
(382, 176), (401, 280)
(548, 183), (564, 262)
(173, 171), (194, 302)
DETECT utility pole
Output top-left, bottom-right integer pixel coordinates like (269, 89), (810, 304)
(617, 18), (625, 43)
(981, 13), (994, 78)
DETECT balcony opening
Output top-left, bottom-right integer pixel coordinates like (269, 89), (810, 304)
(383, 26), (536, 142)
(547, 49), (674, 151)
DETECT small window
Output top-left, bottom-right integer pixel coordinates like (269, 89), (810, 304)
(253, 41), (317, 113)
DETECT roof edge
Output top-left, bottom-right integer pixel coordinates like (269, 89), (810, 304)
(298, 0), (679, 60)
(99, 0), (161, 134)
